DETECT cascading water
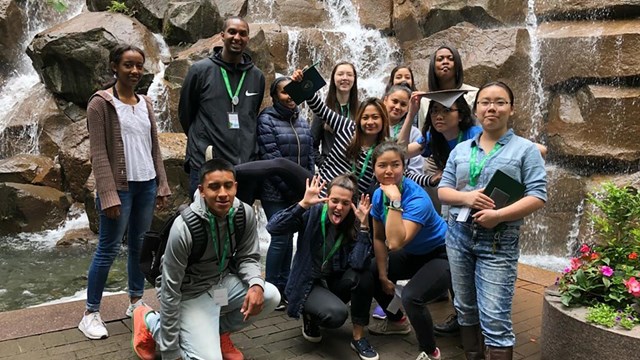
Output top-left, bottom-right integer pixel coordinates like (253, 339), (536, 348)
(147, 33), (173, 133)
(525, 0), (545, 140)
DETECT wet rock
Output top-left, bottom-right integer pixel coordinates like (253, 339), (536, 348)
(87, 0), (169, 33)
(538, 20), (640, 87)
(247, 0), (327, 28)
(391, 0), (526, 42)
(56, 228), (97, 247)
(0, 154), (62, 190)
(535, 0), (640, 21)
(0, 0), (25, 72)
(352, 0), (392, 33)
(83, 172), (99, 234)
(546, 85), (640, 168)
(404, 25), (537, 137)
(213, 0), (248, 19)
(26, 11), (161, 106)
(58, 120), (91, 202)
(0, 182), (71, 235)
(153, 133), (190, 228)
(2, 83), (74, 159)
(520, 165), (587, 257)
(163, 0), (224, 45)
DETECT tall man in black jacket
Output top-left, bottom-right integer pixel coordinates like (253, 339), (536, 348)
(179, 16), (266, 196)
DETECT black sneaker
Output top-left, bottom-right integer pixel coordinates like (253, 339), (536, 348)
(350, 337), (379, 360)
(275, 298), (287, 311)
(433, 314), (460, 337)
(302, 314), (322, 343)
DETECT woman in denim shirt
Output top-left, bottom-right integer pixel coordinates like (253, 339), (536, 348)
(438, 82), (547, 360)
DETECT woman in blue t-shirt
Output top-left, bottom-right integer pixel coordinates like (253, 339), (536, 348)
(368, 140), (449, 360)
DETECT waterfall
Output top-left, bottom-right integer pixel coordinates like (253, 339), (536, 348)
(0, 0), (84, 153)
(525, 0), (545, 140)
(565, 199), (585, 257)
(147, 33), (172, 133)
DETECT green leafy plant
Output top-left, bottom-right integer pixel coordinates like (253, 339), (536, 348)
(558, 182), (640, 329)
(107, 1), (134, 16)
(586, 303), (640, 330)
(46, 0), (68, 12)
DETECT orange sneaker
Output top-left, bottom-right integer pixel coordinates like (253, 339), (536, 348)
(132, 305), (156, 360)
(220, 332), (244, 360)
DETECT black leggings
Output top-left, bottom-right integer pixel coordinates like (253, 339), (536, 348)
(303, 268), (374, 328)
(190, 158), (313, 203)
(371, 246), (450, 353)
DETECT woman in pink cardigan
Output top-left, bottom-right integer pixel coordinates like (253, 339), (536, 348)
(79, 44), (171, 340)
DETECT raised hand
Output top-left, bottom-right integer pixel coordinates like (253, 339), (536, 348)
(298, 175), (328, 209)
(351, 194), (371, 225)
(291, 69), (304, 82)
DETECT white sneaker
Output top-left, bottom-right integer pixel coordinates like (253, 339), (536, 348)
(125, 299), (148, 317)
(415, 347), (441, 360)
(78, 312), (109, 339)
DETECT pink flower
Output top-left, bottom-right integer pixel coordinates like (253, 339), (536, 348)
(629, 252), (638, 260)
(600, 266), (613, 277)
(580, 244), (590, 253)
(623, 277), (640, 297)
(570, 257), (582, 271)
(563, 267), (572, 274)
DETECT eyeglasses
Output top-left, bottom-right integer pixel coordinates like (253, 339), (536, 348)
(476, 100), (510, 108)
(430, 108), (459, 116)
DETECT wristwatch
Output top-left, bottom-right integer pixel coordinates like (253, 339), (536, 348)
(388, 199), (403, 212)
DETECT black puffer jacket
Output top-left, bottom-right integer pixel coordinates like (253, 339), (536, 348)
(257, 103), (314, 202)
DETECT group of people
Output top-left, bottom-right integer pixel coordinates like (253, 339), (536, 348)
(81, 14), (547, 360)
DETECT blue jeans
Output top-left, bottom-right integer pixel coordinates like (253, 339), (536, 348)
(146, 275), (280, 359)
(262, 200), (293, 293)
(445, 217), (520, 347)
(86, 179), (157, 312)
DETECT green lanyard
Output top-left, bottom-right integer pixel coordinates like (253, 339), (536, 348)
(382, 178), (404, 220)
(351, 146), (375, 180)
(220, 68), (246, 107)
(456, 131), (463, 144)
(340, 103), (350, 119)
(207, 208), (236, 274)
(391, 122), (402, 138)
(469, 143), (502, 186)
(320, 203), (344, 269)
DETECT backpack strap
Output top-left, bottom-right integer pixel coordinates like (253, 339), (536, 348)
(231, 202), (246, 254)
(180, 206), (208, 266)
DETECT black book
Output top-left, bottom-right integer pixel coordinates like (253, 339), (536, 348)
(284, 64), (327, 105)
(483, 169), (525, 208)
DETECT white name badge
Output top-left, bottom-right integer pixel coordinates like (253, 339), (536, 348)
(228, 112), (240, 129)
(456, 207), (471, 222)
(213, 287), (228, 306)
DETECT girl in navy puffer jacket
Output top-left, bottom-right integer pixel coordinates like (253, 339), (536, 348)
(258, 76), (314, 308)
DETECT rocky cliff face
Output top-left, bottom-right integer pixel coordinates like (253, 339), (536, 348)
(0, 0), (639, 257)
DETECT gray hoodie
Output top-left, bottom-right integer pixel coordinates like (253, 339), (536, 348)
(157, 194), (263, 359)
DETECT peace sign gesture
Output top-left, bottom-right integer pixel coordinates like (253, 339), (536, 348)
(298, 175), (328, 209)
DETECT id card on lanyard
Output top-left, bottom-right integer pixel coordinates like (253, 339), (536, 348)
(221, 68), (246, 130)
(207, 208), (236, 306)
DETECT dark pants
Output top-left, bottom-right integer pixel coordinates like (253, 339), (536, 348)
(371, 246), (450, 353)
(303, 268), (374, 328)
(189, 158), (313, 203)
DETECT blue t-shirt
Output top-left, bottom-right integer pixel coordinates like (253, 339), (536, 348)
(371, 177), (447, 255)
(419, 125), (483, 157)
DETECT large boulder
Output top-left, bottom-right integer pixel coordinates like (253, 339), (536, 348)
(535, 0), (640, 21)
(86, 0), (169, 33)
(538, 20), (640, 87)
(0, 182), (70, 235)
(163, 0), (224, 45)
(26, 11), (161, 106)
(58, 119), (91, 202)
(1, 83), (74, 159)
(546, 85), (640, 169)
(404, 25), (538, 137)
(247, 0), (327, 28)
(392, 0), (526, 43)
(212, 0), (247, 18)
(0, 0), (25, 72)
(352, 0), (392, 33)
(0, 154), (62, 190)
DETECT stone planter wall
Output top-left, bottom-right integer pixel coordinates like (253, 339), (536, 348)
(542, 290), (640, 359)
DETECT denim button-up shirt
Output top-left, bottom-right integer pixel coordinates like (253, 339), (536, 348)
(439, 129), (547, 227)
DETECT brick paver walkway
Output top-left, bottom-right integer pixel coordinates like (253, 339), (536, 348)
(0, 264), (554, 359)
